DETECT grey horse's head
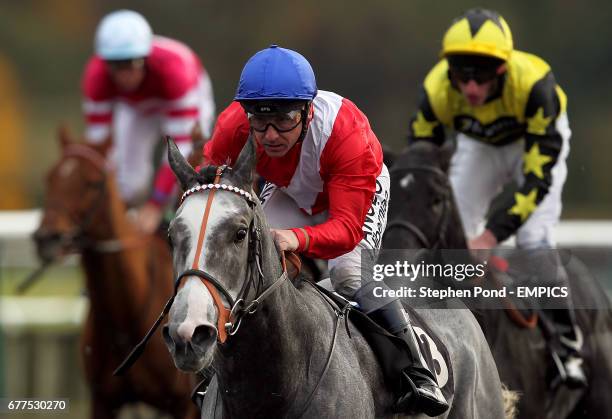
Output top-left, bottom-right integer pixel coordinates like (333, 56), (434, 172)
(162, 138), (258, 373)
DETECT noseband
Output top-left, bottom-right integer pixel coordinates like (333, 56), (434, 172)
(385, 164), (451, 249)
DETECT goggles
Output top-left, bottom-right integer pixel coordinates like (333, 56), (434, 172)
(106, 58), (145, 71)
(449, 67), (499, 85)
(247, 110), (303, 133)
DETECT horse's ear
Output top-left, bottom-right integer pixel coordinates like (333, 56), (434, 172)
(58, 123), (72, 149)
(167, 136), (198, 190)
(232, 136), (256, 187)
(382, 144), (397, 168)
(439, 139), (455, 173)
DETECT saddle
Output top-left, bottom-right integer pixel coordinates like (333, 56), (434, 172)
(312, 283), (455, 401)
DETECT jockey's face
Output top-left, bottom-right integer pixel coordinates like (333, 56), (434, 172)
(456, 79), (495, 107)
(448, 58), (506, 107)
(106, 58), (146, 93)
(251, 104), (312, 158)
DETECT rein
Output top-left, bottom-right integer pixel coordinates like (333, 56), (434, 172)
(114, 160), (348, 417)
(386, 164), (451, 249)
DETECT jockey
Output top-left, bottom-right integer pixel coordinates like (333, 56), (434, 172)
(407, 8), (586, 388)
(82, 10), (215, 233)
(203, 45), (449, 416)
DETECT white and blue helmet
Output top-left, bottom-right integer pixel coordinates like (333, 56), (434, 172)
(95, 10), (153, 61)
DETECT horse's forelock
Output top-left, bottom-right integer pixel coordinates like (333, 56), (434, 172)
(197, 165), (223, 184)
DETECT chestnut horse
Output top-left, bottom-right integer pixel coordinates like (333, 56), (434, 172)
(33, 128), (198, 419)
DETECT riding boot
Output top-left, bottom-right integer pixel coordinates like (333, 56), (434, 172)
(369, 299), (449, 416)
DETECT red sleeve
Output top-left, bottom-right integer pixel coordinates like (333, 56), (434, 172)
(82, 56), (114, 101)
(82, 57), (115, 142)
(295, 101), (383, 259)
(203, 102), (251, 165)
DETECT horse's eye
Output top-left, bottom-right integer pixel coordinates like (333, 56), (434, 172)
(432, 195), (444, 208)
(235, 228), (248, 243)
(167, 233), (174, 248)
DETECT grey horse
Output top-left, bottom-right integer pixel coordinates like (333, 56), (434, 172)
(385, 140), (612, 419)
(161, 137), (511, 418)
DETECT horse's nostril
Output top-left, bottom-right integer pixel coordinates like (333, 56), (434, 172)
(192, 325), (216, 348)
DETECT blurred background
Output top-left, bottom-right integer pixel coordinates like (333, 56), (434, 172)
(0, 0), (611, 417)
(1, 0), (612, 214)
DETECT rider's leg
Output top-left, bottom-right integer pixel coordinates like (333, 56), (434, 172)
(515, 116), (584, 387)
(110, 103), (160, 206)
(449, 134), (512, 238)
(353, 283), (449, 416)
(332, 167), (448, 416)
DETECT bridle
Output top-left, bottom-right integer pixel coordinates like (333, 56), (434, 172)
(385, 164), (452, 249)
(113, 161), (354, 418)
(41, 144), (143, 254)
(175, 167), (293, 344)
(114, 165), (291, 374)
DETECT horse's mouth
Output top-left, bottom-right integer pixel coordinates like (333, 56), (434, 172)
(33, 230), (72, 263)
(162, 323), (217, 373)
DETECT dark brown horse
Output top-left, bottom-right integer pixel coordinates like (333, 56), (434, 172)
(33, 127), (198, 419)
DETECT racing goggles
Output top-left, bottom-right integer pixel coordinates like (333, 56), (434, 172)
(247, 110), (303, 133)
(106, 58), (146, 71)
(449, 67), (499, 85)
(447, 54), (504, 85)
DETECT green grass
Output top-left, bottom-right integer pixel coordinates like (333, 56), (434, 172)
(0, 266), (83, 297)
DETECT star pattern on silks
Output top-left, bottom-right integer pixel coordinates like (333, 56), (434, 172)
(508, 189), (538, 221)
(526, 107), (552, 135)
(523, 143), (552, 179)
(412, 111), (439, 137)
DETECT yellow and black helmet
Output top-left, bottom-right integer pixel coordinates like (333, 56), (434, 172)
(441, 8), (513, 61)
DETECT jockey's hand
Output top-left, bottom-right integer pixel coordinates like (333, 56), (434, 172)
(271, 229), (299, 252)
(468, 229), (498, 250)
(136, 202), (163, 235)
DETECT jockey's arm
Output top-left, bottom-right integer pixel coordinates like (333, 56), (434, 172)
(407, 88), (446, 146)
(486, 72), (565, 243)
(291, 171), (374, 259)
(82, 57), (113, 143)
(291, 128), (380, 260)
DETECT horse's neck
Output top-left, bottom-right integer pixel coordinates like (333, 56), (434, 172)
(446, 195), (470, 249)
(87, 178), (136, 241)
(215, 247), (331, 414)
(81, 179), (152, 325)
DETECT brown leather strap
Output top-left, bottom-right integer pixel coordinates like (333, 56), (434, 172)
(187, 167), (232, 343)
(284, 251), (302, 280)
